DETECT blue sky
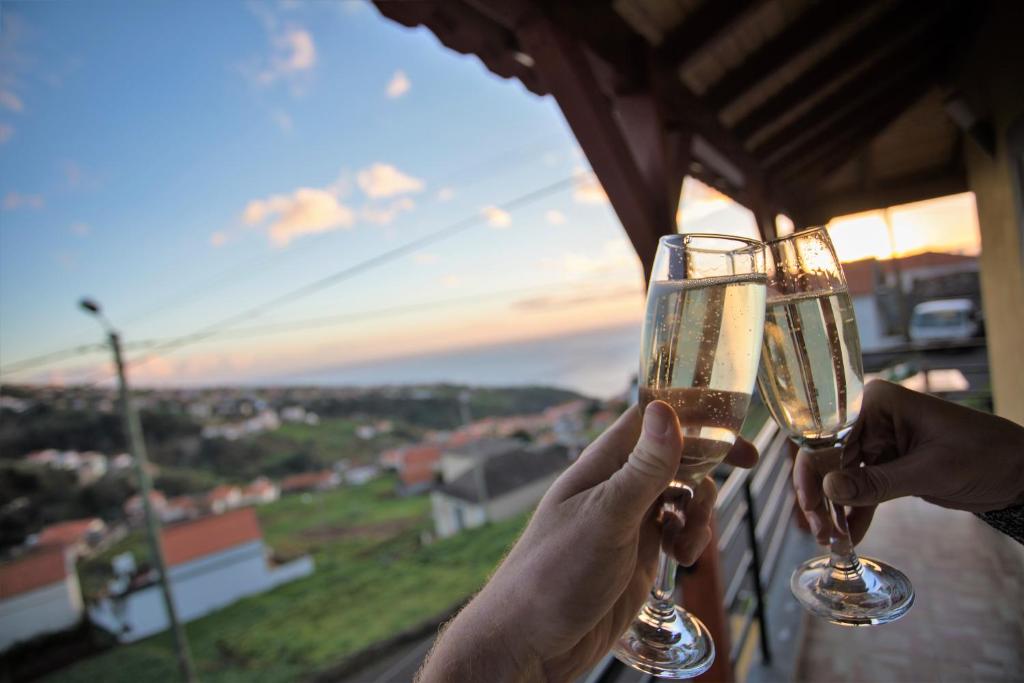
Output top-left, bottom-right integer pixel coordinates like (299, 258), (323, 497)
(1, 1), (976, 393)
(0, 0), (664, 388)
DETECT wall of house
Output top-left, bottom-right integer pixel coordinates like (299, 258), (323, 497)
(0, 576), (82, 650)
(852, 295), (902, 352)
(485, 472), (561, 523)
(430, 492), (486, 538)
(89, 541), (313, 643)
(959, 1), (1024, 425)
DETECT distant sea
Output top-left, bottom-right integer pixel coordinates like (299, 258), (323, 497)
(277, 322), (641, 399)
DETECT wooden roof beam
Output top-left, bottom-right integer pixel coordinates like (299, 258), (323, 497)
(774, 73), (939, 187)
(753, 32), (954, 168)
(655, 0), (772, 69)
(802, 168), (968, 225)
(730, 1), (945, 143)
(703, 1), (863, 110)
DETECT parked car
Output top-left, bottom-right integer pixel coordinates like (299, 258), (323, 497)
(909, 298), (982, 343)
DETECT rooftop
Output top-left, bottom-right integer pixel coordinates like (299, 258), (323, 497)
(36, 518), (103, 548)
(161, 508), (263, 567)
(437, 444), (569, 503)
(0, 546), (71, 599)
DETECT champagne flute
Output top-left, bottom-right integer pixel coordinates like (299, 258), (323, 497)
(757, 227), (914, 625)
(613, 234), (767, 678)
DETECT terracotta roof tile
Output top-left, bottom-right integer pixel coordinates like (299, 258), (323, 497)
(0, 547), (70, 599)
(161, 508), (263, 567)
(37, 518), (101, 548)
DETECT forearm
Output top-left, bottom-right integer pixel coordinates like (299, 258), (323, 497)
(417, 594), (545, 683)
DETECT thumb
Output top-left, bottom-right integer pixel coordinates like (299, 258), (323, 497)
(824, 454), (927, 506)
(604, 401), (681, 523)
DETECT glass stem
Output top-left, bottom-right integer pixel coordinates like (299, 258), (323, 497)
(647, 493), (688, 616)
(653, 547), (678, 604)
(825, 497), (861, 572)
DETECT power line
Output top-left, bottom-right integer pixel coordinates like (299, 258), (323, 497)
(4, 136), (572, 370)
(82, 176), (577, 383)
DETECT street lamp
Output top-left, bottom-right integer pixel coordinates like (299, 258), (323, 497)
(79, 299), (197, 683)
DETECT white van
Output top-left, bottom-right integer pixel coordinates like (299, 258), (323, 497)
(909, 298), (982, 343)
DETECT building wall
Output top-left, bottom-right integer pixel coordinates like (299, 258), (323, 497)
(89, 541), (313, 643)
(485, 472), (560, 522)
(959, 1), (1024, 425)
(0, 576), (82, 650)
(430, 492), (486, 539)
(852, 295), (901, 352)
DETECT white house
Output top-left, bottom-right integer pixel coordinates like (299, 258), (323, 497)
(431, 443), (569, 539)
(89, 508), (312, 643)
(0, 547), (82, 651)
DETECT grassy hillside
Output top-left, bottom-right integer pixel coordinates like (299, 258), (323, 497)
(53, 475), (528, 682)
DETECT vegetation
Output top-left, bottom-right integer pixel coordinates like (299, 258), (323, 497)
(53, 475), (528, 682)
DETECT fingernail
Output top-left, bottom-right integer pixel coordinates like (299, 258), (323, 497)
(829, 473), (859, 501)
(643, 402), (671, 439)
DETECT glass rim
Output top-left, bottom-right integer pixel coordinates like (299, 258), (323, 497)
(659, 232), (764, 254)
(764, 225), (828, 245)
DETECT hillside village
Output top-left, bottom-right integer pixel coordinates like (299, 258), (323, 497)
(0, 383), (621, 678)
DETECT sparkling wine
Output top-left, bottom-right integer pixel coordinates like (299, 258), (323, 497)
(640, 274), (767, 487)
(757, 289), (864, 447)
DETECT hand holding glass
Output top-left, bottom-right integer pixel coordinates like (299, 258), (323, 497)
(756, 227), (914, 625)
(613, 234), (766, 678)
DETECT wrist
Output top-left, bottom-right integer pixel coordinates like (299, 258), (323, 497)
(418, 589), (545, 683)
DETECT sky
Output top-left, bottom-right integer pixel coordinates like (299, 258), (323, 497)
(0, 1), (980, 396)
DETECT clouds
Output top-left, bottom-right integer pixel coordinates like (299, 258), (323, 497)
(243, 3), (317, 91)
(70, 222), (90, 237)
(545, 209), (566, 225)
(542, 238), (638, 280)
(209, 231), (228, 247)
(572, 168), (609, 204)
(481, 205), (511, 228)
(0, 123), (11, 144)
(437, 187), (455, 202)
(386, 70), (410, 99)
(361, 197), (415, 225)
(243, 187), (355, 247)
(235, 162), (423, 247)
(3, 192), (44, 210)
(356, 163), (424, 199)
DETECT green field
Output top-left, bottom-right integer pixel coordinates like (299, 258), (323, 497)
(52, 475), (528, 682)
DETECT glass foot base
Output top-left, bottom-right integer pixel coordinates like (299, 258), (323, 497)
(612, 603), (714, 679)
(791, 555), (915, 626)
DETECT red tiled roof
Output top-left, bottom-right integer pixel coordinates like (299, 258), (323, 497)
(161, 508), (263, 567)
(37, 518), (101, 548)
(399, 446), (441, 487)
(0, 547), (70, 599)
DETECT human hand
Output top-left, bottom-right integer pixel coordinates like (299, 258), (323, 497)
(417, 401), (758, 683)
(795, 379), (1024, 545)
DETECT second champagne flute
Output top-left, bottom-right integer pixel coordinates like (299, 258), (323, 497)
(757, 227), (914, 625)
(613, 233), (766, 678)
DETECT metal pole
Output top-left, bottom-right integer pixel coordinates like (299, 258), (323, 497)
(883, 208), (912, 342)
(110, 331), (198, 682)
(743, 478), (773, 665)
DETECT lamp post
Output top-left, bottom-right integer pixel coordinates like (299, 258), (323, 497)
(79, 298), (197, 683)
